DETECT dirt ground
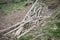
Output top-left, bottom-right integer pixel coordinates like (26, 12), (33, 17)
(0, 6), (31, 30)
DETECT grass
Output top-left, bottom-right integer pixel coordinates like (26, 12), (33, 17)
(6, 15), (60, 40)
(7, 21), (60, 40)
(18, 35), (42, 40)
(12, 35), (33, 40)
(12, 22), (60, 40)
(0, 1), (27, 15)
(46, 22), (60, 39)
(19, 35), (33, 40)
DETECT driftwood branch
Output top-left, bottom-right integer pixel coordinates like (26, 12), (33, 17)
(17, 18), (47, 38)
(4, 19), (33, 35)
(0, 22), (22, 33)
(17, 25), (36, 38)
(0, 0), (38, 34)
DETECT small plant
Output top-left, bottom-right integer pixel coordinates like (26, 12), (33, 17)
(19, 35), (33, 40)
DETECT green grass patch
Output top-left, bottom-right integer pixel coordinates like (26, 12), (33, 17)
(46, 22), (60, 38)
(12, 35), (42, 40)
(35, 37), (41, 40)
(0, 1), (27, 15)
(56, 22), (60, 28)
(19, 35), (33, 40)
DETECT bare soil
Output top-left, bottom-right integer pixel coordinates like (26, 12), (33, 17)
(0, 6), (31, 30)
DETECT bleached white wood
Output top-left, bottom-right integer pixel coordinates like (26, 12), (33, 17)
(0, 22), (22, 33)
(0, 0), (38, 33)
(0, 0), (59, 39)
(17, 18), (47, 38)
(17, 25), (36, 38)
(4, 19), (33, 35)
(15, 27), (23, 36)
(22, 0), (38, 21)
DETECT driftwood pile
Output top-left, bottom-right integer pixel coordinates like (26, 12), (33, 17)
(0, 0), (59, 39)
